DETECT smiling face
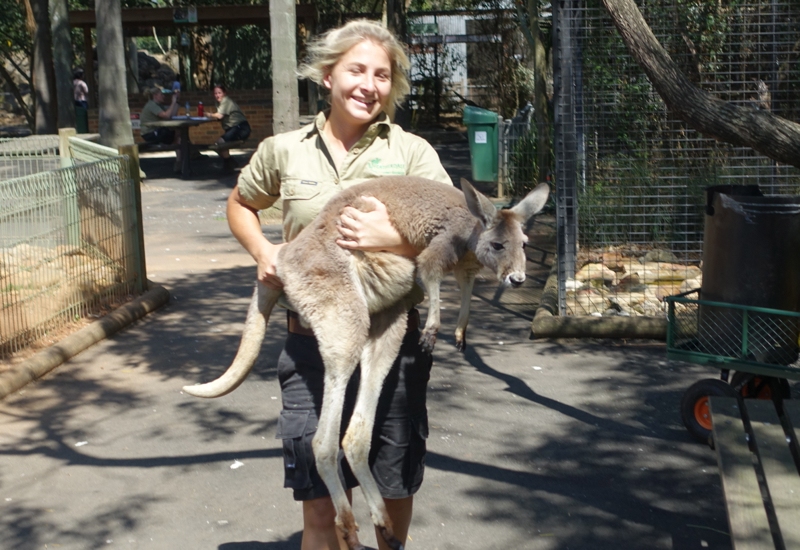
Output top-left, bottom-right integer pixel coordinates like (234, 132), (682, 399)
(323, 39), (392, 129)
(213, 87), (225, 103)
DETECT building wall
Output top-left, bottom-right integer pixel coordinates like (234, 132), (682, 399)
(85, 89), (311, 145)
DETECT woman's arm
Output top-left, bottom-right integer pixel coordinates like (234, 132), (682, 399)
(227, 185), (286, 288)
(157, 92), (180, 119)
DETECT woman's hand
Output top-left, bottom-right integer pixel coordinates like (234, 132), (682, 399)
(254, 241), (287, 289)
(336, 196), (417, 257)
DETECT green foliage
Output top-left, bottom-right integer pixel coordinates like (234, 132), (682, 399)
(211, 25), (272, 90)
(508, 127), (539, 196)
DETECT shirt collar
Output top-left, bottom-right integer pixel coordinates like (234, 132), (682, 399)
(303, 110), (392, 144)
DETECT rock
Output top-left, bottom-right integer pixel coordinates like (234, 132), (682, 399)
(575, 263), (617, 286)
(654, 283), (684, 301)
(642, 249), (678, 263)
(679, 275), (702, 293)
(567, 292), (609, 315)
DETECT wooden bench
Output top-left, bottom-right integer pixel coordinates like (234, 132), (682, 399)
(208, 140), (246, 152)
(710, 396), (800, 549)
(137, 142), (179, 153)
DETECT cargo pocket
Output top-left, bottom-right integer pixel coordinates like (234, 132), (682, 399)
(275, 410), (316, 491)
(373, 412), (429, 496)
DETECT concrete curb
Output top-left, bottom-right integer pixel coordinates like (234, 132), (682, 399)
(0, 283), (171, 400)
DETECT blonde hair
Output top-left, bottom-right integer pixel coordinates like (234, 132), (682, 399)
(298, 19), (411, 118)
(144, 86), (163, 101)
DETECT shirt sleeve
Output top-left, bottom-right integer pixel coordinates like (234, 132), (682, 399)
(405, 135), (453, 186)
(217, 97), (232, 116)
(236, 137), (282, 210)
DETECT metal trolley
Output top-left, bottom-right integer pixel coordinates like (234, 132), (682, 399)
(666, 289), (800, 443)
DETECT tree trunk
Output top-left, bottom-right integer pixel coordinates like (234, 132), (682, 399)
(95, 0), (133, 147)
(601, 0), (800, 169)
(49, 0), (76, 129)
(269, 0), (299, 133)
(30, 0), (57, 134)
(528, 0), (551, 183)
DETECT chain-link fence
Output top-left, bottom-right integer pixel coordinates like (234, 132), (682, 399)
(1, 136), (145, 357)
(553, 0), (800, 320)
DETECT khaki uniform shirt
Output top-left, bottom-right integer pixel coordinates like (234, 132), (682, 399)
(140, 100), (166, 136)
(216, 96), (247, 130)
(238, 111), (452, 242)
(237, 111), (453, 309)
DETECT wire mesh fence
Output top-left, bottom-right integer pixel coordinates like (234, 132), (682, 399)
(0, 136), (61, 180)
(667, 290), (800, 374)
(553, 0), (800, 319)
(1, 138), (143, 358)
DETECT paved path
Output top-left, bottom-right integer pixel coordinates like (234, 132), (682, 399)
(0, 144), (739, 549)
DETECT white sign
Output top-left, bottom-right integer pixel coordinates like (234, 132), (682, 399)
(474, 131), (487, 144)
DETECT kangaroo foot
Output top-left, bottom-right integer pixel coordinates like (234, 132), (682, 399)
(419, 329), (438, 354)
(378, 526), (405, 550)
(343, 530), (364, 550)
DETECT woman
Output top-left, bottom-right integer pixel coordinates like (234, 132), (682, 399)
(227, 19), (452, 550)
(73, 69), (89, 110)
(139, 86), (182, 171)
(209, 85), (251, 171)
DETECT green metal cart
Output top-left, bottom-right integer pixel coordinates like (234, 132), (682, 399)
(666, 289), (800, 443)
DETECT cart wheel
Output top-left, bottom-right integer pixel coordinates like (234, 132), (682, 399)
(681, 379), (738, 444)
(730, 372), (791, 408)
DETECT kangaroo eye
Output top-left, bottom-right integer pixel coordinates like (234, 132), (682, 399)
(491, 242), (504, 251)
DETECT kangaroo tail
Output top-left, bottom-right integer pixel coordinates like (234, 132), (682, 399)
(182, 283), (279, 398)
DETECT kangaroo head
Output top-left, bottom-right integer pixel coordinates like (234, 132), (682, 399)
(461, 179), (550, 288)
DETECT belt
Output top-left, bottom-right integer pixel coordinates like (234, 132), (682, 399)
(287, 308), (420, 337)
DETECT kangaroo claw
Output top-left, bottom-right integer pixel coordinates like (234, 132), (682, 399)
(455, 337), (467, 352)
(419, 330), (437, 354)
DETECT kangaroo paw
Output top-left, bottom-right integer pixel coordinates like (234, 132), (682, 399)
(455, 336), (467, 352)
(344, 531), (365, 550)
(378, 526), (404, 550)
(419, 330), (437, 354)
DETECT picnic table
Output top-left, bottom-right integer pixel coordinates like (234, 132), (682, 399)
(146, 116), (215, 177)
(710, 396), (800, 549)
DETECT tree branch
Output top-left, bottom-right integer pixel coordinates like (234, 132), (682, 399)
(601, 0), (800, 169)
(0, 62), (34, 129)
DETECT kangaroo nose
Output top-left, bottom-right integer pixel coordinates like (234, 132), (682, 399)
(508, 273), (526, 287)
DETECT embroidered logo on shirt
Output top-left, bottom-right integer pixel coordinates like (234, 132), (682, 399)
(300, 180), (318, 186)
(367, 158), (406, 176)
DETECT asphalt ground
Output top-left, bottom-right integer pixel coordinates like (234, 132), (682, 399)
(0, 139), (753, 550)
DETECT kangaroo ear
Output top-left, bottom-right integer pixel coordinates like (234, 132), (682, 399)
(511, 182), (550, 221)
(461, 178), (497, 226)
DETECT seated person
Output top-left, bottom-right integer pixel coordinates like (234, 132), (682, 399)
(209, 85), (251, 171)
(140, 86), (182, 171)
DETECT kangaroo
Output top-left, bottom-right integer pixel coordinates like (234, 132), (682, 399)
(183, 176), (549, 550)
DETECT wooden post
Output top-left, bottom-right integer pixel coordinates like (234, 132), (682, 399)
(58, 128), (81, 247)
(270, 0), (299, 134)
(118, 143), (147, 293)
(83, 27), (96, 108)
(50, 0), (76, 129)
(95, 0), (133, 147)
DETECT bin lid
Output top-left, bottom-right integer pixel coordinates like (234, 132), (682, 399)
(463, 105), (498, 124)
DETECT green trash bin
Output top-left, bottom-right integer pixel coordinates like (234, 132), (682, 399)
(463, 105), (498, 183)
(75, 106), (89, 134)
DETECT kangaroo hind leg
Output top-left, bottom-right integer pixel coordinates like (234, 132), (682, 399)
(342, 304), (410, 550)
(453, 258), (481, 352)
(310, 306), (369, 550)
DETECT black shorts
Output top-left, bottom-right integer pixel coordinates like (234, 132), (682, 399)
(142, 128), (175, 144)
(221, 121), (251, 142)
(275, 318), (432, 501)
